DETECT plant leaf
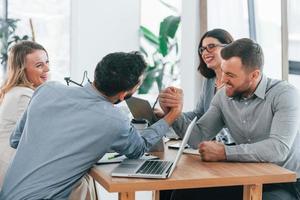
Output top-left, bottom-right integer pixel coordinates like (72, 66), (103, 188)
(158, 15), (180, 56)
(140, 26), (159, 46)
(138, 67), (155, 94)
(159, 0), (179, 13)
(139, 46), (148, 57)
(155, 68), (164, 91)
(159, 36), (168, 56)
(159, 15), (180, 39)
(22, 35), (29, 40)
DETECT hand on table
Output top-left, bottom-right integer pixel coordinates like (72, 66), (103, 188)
(198, 141), (226, 162)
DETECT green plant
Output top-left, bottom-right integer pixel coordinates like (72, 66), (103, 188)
(139, 14), (180, 94)
(0, 18), (29, 71)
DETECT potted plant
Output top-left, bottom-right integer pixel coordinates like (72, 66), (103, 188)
(0, 18), (29, 72)
(139, 14), (180, 94)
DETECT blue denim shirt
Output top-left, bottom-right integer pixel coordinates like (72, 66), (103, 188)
(0, 82), (169, 200)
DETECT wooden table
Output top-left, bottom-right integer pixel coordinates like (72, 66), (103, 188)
(90, 147), (296, 200)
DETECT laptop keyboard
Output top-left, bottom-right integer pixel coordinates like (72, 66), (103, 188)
(137, 160), (172, 175)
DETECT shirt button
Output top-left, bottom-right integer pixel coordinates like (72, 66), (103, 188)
(245, 102), (248, 105)
(243, 120), (246, 123)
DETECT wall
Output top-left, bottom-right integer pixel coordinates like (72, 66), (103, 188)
(70, 0), (140, 81)
(70, 0), (201, 111)
(180, 0), (202, 111)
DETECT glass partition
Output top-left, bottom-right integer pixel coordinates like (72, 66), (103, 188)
(288, 0), (300, 90)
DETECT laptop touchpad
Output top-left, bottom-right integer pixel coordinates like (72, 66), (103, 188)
(121, 163), (140, 169)
(114, 163), (140, 173)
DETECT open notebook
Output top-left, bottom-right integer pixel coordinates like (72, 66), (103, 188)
(111, 117), (197, 179)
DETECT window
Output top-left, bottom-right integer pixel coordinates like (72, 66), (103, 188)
(0, 0), (70, 83)
(254, 0), (282, 79)
(207, 0), (283, 77)
(207, 0), (249, 39)
(288, 0), (300, 90)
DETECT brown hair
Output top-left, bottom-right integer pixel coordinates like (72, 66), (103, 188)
(0, 41), (47, 102)
(221, 38), (264, 71)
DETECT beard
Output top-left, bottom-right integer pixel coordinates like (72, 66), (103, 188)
(225, 81), (253, 98)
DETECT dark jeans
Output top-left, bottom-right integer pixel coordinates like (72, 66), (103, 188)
(160, 179), (300, 200)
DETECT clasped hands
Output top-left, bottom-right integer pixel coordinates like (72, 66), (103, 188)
(158, 86), (183, 115)
(158, 86), (226, 162)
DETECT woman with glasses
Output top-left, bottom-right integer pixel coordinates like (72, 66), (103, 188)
(198, 29), (233, 93)
(169, 28), (234, 144)
(0, 41), (49, 188)
(159, 28), (234, 200)
(195, 28), (234, 138)
(195, 29), (234, 144)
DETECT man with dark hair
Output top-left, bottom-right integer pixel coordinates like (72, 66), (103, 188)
(160, 38), (300, 199)
(0, 52), (183, 200)
(221, 38), (264, 71)
(94, 52), (147, 97)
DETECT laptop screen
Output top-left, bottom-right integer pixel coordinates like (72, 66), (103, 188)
(126, 96), (158, 125)
(111, 116), (198, 179)
(167, 116), (197, 177)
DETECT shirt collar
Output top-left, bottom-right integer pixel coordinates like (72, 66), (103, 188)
(226, 74), (267, 101)
(253, 74), (267, 100)
(84, 83), (110, 102)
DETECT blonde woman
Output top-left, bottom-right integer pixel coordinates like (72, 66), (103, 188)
(0, 41), (49, 187)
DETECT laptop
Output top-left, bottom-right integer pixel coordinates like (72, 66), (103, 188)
(125, 96), (158, 125)
(126, 96), (163, 151)
(111, 117), (197, 179)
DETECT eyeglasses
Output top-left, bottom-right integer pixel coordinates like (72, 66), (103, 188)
(198, 43), (227, 55)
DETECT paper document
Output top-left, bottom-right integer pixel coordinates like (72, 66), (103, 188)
(183, 148), (200, 155)
(97, 153), (158, 164)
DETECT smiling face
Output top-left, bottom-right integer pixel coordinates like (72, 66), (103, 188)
(201, 37), (225, 70)
(221, 57), (260, 98)
(24, 50), (49, 87)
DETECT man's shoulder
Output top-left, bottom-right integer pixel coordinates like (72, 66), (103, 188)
(37, 81), (65, 90)
(266, 78), (298, 95)
(33, 81), (67, 94)
(266, 78), (300, 105)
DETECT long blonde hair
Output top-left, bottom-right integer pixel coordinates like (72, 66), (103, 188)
(0, 41), (47, 102)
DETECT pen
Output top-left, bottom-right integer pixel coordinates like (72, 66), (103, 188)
(108, 154), (123, 160)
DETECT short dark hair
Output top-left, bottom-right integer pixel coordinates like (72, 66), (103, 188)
(198, 29), (234, 78)
(94, 52), (147, 96)
(221, 38), (264, 71)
